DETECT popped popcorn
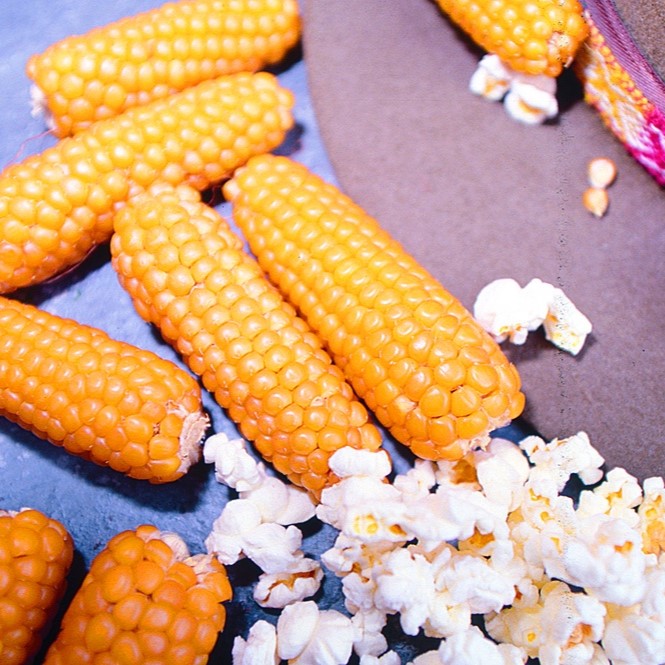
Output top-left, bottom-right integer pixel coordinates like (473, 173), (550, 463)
(360, 651), (402, 665)
(473, 278), (593, 355)
(204, 431), (265, 492)
(253, 555), (323, 609)
(602, 606), (665, 665)
(276, 601), (355, 665)
(469, 54), (559, 124)
(639, 477), (665, 555)
(232, 620), (279, 665)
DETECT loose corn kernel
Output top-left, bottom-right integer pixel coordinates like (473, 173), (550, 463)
(0, 508), (74, 665)
(0, 296), (208, 482)
(43, 525), (231, 664)
(223, 155), (525, 461)
(582, 186), (609, 218)
(0, 72), (293, 294)
(27, 0), (301, 137)
(110, 184), (384, 497)
(434, 0), (588, 77)
(587, 157), (617, 189)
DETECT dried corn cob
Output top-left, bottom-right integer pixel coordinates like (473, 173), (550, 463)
(110, 185), (384, 496)
(224, 155), (525, 461)
(0, 72), (293, 294)
(434, 0), (588, 77)
(27, 0), (301, 137)
(0, 296), (208, 482)
(0, 508), (74, 665)
(43, 524), (232, 664)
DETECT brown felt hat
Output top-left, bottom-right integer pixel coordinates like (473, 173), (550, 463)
(302, 0), (665, 480)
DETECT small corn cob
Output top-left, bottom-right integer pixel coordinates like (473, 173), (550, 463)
(0, 296), (208, 482)
(43, 524), (232, 664)
(434, 0), (588, 77)
(0, 72), (293, 294)
(0, 508), (74, 665)
(27, 0), (301, 137)
(110, 185), (384, 496)
(224, 155), (526, 461)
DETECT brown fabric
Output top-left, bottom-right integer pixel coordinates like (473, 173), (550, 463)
(612, 0), (665, 84)
(302, 0), (665, 481)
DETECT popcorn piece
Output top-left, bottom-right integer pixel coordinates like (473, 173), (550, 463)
(204, 431), (265, 492)
(577, 467), (642, 528)
(486, 580), (605, 663)
(205, 498), (263, 565)
(253, 556), (323, 609)
(639, 477), (665, 555)
(328, 447), (392, 479)
(474, 278), (592, 355)
(276, 601), (354, 665)
(360, 651), (402, 665)
(242, 475), (316, 525)
(602, 607), (665, 665)
(352, 608), (389, 658)
(242, 522), (305, 574)
(434, 625), (527, 665)
(469, 54), (513, 101)
(473, 278), (551, 345)
(504, 76), (559, 125)
(542, 287), (593, 355)
(520, 431), (604, 490)
(232, 620), (279, 665)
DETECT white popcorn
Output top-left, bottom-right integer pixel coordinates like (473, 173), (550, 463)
(486, 581), (606, 663)
(641, 556), (665, 622)
(504, 76), (558, 125)
(232, 620), (279, 665)
(203, 431), (265, 492)
(360, 651), (402, 665)
(352, 608), (389, 658)
(474, 278), (592, 355)
(242, 475), (316, 525)
(241, 522), (305, 574)
(253, 556), (323, 608)
(276, 601), (354, 665)
(328, 447), (392, 479)
(205, 498), (263, 565)
(469, 54), (513, 101)
(548, 515), (647, 606)
(577, 467), (642, 528)
(602, 608), (665, 665)
(473, 278), (550, 345)
(521, 432), (605, 491)
(542, 287), (593, 355)
(393, 459), (438, 502)
(435, 625), (527, 665)
(474, 438), (530, 512)
(638, 477), (665, 556)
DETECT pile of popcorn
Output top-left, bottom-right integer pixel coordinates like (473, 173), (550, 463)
(203, 429), (665, 665)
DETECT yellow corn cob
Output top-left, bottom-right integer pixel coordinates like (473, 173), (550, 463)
(27, 0), (301, 137)
(0, 296), (208, 482)
(0, 508), (74, 665)
(224, 155), (526, 461)
(0, 72), (293, 294)
(434, 0), (588, 77)
(110, 185), (384, 497)
(43, 524), (232, 664)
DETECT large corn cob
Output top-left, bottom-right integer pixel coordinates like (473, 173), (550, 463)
(110, 185), (384, 496)
(0, 508), (74, 665)
(27, 0), (301, 137)
(224, 155), (525, 461)
(434, 0), (588, 77)
(0, 72), (293, 294)
(43, 524), (232, 664)
(0, 296), (208, 482)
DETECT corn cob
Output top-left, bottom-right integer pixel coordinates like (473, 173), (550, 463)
(224, 155), (526, 461)
(27, 0), (301, 138)
(0, 72), (293, 294)
(434, 0), (588, 77)
(43, 524), (232, 664)
(0, 508), (74, 665)
(0, 296), (208, 482)
(110, 185), (384, 496)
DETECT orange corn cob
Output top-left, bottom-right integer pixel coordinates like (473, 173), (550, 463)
(224, 155), (525, 461)
(434, 0), (588, 77)
(0, 508), (74, 665)
(27, 0), (301, 137)
(0, 296), (208, 482)
(43, 524), (232, 664)
(110, 185), (384, 496)
(0, 72), (293, 294)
